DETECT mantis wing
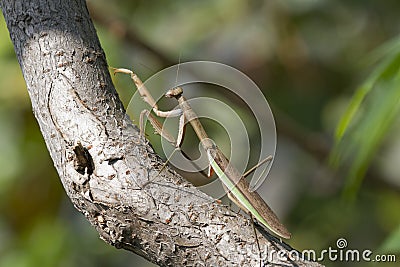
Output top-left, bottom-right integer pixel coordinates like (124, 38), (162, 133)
(207, 148), (291, 239)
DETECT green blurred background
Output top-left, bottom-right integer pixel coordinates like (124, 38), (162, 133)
(1, 0), (400, 266)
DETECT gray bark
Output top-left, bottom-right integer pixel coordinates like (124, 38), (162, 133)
(0, 0), (323, 266)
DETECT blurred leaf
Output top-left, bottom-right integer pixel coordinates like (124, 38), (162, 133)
(331, 39), (400, 198)
(362, 35), (400, 67)
(379, 224), (400, 254)
(334, 52), (400, 142)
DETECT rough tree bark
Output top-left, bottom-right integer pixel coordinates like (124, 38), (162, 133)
(0, 0), (323, 266)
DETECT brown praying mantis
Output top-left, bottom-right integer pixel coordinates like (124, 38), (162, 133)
(113, 68), (291, 240)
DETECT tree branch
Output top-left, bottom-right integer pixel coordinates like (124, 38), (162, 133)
(0, 0), (323, 266)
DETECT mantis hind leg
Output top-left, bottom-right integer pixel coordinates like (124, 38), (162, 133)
(250, 213), (263, 267)
(244, 155), (273, 192)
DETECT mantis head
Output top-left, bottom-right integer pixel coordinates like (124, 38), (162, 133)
(165, 87), (183, 99)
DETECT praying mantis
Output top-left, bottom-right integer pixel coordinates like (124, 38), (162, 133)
(113, 68), (291, 240)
